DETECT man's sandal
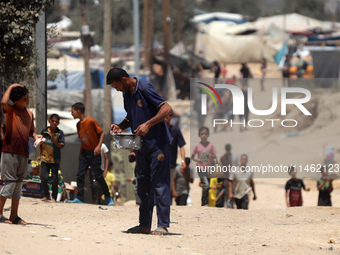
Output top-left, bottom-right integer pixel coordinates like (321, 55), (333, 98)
(151, 227), (168, 235)
(126, 225), (151, 234)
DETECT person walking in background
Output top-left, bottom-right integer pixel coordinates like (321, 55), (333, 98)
(208, 178), (225, 207)
(165, 113), (186, 204)
(191, 126), (217, 206)
(260, 58), (267, 91)
(37, 113), (65, 203)
(0, 84), (43, 225)
(220, 144), (238, 208)
(107, 68), (172, 235)
(69, 102), (113, 206)
(228, 154), (256, 210)
(282, 55), (291, 87)
(211, 61), (221, 84)
(240, 63), (252, 87)
(172, 157), (193, 206)
(285, 166), (310, 207)
(317, 166), (333, 206)
(221, 64), (228, 82)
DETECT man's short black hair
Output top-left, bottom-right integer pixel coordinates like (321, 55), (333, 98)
(10, 86), (28, 103)
(185, 157), (191, 166)
(106, 68), (130, 84)
(225, 144), (231, 151)
(72, 102), (85, 113)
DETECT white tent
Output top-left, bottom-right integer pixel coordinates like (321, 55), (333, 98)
(254, 13), (331, 32)
(194, 21), (287, 63)
(47, 16), (72, 30)
(54, 38), (102, 53)
(54, 38), (83, 50)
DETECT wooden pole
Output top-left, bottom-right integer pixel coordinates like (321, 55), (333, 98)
(143, 0), (150, 69)
(176, 0), (182, 43)
(149, 0), (154, 60)
(80, 0), (93, 117)
(133, 0), (139, 78)
(103, 0), (112, 132)
(35, 12), (47, 137)
(163, 0), (171, 59)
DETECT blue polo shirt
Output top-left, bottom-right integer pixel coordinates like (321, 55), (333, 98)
(123, 79), (172, 152)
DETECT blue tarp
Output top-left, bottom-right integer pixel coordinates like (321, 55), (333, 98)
(274, 40), (288, 66)
(47, 69), (104, 90)
(48, 69), (148, 91)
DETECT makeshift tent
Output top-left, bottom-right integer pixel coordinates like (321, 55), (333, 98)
(194, 21), (287, 63)
(54, 38), (102, 54)
(47, 16), (72, 30)
(47, 69), (104, 90)
(254, 13), (331, 32)
(54, 38), (83, 50)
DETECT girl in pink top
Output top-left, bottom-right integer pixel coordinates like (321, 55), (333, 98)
(191, 126), (217, 205)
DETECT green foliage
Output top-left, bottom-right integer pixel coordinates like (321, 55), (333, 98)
(0, 0), (54, 87)
(199, 0), (262, 17)
(47, 68), (67, 82)
(46, 0), (64, 23)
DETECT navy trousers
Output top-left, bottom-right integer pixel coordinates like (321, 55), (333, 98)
(136, 145), (170, 228)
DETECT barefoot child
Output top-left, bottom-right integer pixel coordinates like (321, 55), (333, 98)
(0, 84), (43, 225)
(191, 126), (217, 206)
(37, 113), (65, 203)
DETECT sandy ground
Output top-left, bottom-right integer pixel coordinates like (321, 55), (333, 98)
(1, 179), (340, 255)
(2, 62), (340, 254)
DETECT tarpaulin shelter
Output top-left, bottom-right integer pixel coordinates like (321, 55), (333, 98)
(193, 12), (334, 64)
(47, 69), (104, 91)
(194, 20), (287, 63)
(253, 13), (332, 33)
(47, 15), (72, 30)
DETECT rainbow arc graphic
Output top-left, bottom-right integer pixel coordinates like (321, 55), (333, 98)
(196, 82), (222, 107)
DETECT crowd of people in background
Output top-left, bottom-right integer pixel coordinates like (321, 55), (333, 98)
(188, 126), (335, 209)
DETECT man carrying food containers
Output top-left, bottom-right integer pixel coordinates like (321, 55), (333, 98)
(107, 68), (173, 236)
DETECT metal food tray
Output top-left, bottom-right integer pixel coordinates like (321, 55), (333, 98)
(112, 133), (142, 150)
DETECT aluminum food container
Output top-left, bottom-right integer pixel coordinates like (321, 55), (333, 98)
(112, 133), (142, 150)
